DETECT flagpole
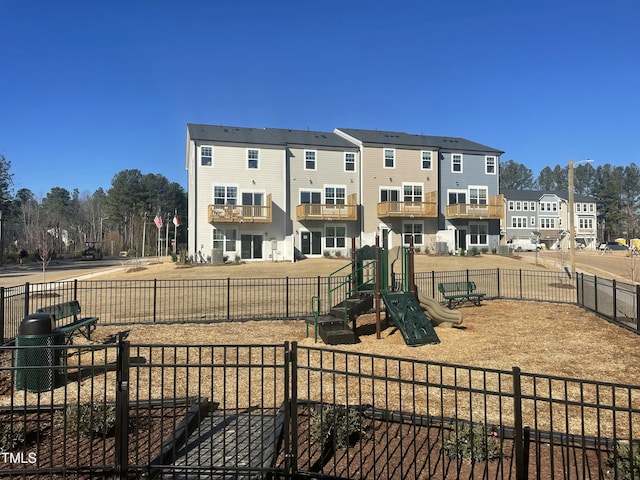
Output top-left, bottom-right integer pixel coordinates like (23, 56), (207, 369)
(142, 213), (147, 258)
(165, 214), (169, 256)
(173, 209), (178, 255)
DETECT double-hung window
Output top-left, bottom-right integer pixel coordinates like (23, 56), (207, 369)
(345, 152), (355, 172)
(214, 186), (237, 205)
(469, 187), (487, 205)
(247, 149), (259, 169)
(201, 146), (212, 166)
(469, 223), (488, 245)
(380, 188), (400, 202)
(452, 154), (463, 172)
(485, 156), (496, 174)
(305, 150), (316, 170)
(384, 149), (395, 168)
(325, 226), (346, 248)
(325, 186), (346, 205)
(403, 223), (423, 246)
(403, 184), (423, 202)
(421, 151), (432, 170)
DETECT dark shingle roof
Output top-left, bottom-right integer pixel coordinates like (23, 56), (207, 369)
(187, 124), (358, 149)
(336, 128), (503, 154)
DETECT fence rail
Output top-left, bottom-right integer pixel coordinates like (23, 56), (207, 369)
(0, 341), (638, 479)
(2, 269), (639, 344)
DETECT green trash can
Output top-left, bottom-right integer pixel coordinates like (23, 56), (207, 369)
(15, 313), (64, 392)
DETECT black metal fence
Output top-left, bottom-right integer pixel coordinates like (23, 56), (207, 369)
(1, 340), (638, 479)
(2, 269), (639, 344)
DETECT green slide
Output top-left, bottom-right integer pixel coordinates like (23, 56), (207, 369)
(382, 292), (440, 346)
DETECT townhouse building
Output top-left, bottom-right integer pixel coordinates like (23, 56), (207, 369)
(186, 123), (504, 261)
(502, 189), (598, 250)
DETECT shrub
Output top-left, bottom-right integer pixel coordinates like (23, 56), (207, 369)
(468, 247), (479, 256)
(441, 421), (501, 462)
(414, 246), (421, 253)
(310, 405), (363, 450)
(323, 250), (331, 258)
(608, 441), (640, 479)
(481, 247), (489, 254)
(335, 250), (342, 258)
(54, 404), (117, 437)
(0, 421), (25, 450)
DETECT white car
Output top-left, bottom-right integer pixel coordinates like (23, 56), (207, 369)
(507, 239), (542, 252)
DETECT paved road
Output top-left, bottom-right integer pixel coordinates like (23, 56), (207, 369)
(519, 249), (638, 283)
(0, 258), (130, 288)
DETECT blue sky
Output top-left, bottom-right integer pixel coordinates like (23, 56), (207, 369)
(1, 1), (638, 198)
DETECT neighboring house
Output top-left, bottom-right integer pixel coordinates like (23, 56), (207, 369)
(502, 189), (598, 249)
(334, 128), (503, 253)
(186, 123), (504, 261)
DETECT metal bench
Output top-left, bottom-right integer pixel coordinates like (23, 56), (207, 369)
(36, 300), (99, 344)
(437, 281), (485, 309)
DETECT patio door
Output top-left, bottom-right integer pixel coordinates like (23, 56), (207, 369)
(300, 230), (322, 256)
(241, 234), (263, 260)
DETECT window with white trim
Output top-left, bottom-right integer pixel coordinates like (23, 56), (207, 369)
(304, 150), (316, 170)
(516, 201), (522, 210)
(213, 228), (236, 251)
(579, 218), (594, 229)
(421, 151), (432, 170)
(384, 149), (395, 168)
(531, 216), (536, 226)
(511, 216), (528, 228)
(448, 190), (466, 204)
(485, 156), (496, 174)
(403, 222), (423, 246)
(201, 146), (212, 166)
(469, 223), (488, 245)
(325, 225), (346, 248)
(325, 186), (346, 205)
(508, 201), (515, 211)
(380, 188), (400, 202)
(530, 202), (536, 211)
(300, 190), (321, 204)
(242, 192), (263, 206)
(214, 186), (237, 205)
(452, 153), (463, 173)
(469, 187), (488, 205)
(403, 184), (423, 202)
(345, 152), (355, 172)
(247, 149), (259, 169)
(540, 218), (556, 229)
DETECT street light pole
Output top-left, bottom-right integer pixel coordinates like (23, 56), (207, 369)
(568, 159), (576, 279)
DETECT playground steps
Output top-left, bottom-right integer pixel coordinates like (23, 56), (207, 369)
(329, 293), (373, 322)
(305, 315), (356, 345)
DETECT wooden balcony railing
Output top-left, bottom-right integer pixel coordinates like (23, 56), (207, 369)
(445, 194), (504, 220)
(296, 193), (358, 221)
(377, 191), (438, 218)
(208, 194), (272, 223)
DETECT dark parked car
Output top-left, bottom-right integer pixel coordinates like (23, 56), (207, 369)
(598, 242), (628, 251)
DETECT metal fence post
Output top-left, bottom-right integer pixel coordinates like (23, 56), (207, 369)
(227, 277), (231, 320)
(153, 279), (158, 323)
(73, 279), (78, 302)
(513, 366), (527, 480)
(286, 277), (290, 319)
(285, 341), (298, 477)
(24, 282), (30, 319)
(636, 284), (640, 333)
(0, 287), (4, 343)
(114, 334), (130, 479)
(612, 279), (617, 322)
(496, 268), (501, 298)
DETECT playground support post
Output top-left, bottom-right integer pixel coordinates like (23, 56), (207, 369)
(375, 234), (381, 339)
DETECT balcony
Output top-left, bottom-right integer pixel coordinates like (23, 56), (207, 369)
(377, 191), (438, 219)
(208, 194), (272, 224)
(445, 194), (504, 220)
(296, 193), (357, 221)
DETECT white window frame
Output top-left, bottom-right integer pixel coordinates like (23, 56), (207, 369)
(515, 201), (522, 211)
(324, 185), (347, 205)
(213, 227), (237, 252)
(451, 153), (463, 173)
(299, 189), (322, 204)
(530, 202), (536, 211)
(485, 156), (497, 174)
(447, 189), (467, 205)
(241, 190), (265, 206)
(402, 222), (423, 246)
(344, 152), (356, 172)
(402, 183), (423, 202)
(383, 148), (395, 169)
(380, 186), (401, 203)
(213, 185), (238, 205)
(530, 216), (536, 226)
(304, 150), (317, 171)
(246, 148), (260, 170)
(508, 201), (515, 211)
(469, 222), (488, 246)
(325, 224), (347, 249)
(469, 186), (488, 205)
(200, 146), (213, 167)
(511, 216), (528, 228)
(421, 151), (433, 170)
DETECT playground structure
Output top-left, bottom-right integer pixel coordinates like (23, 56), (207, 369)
(308, 236), (463, 346)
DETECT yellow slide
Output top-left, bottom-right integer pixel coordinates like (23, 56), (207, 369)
(416, 291), (463, 328)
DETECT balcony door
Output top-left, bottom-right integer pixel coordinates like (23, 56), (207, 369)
(242, 192), (264, 218)
(241, 234), (263, 260)
(300, 230), (322, 256)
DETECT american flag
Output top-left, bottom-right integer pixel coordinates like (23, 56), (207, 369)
(154, 214), (163, 229)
